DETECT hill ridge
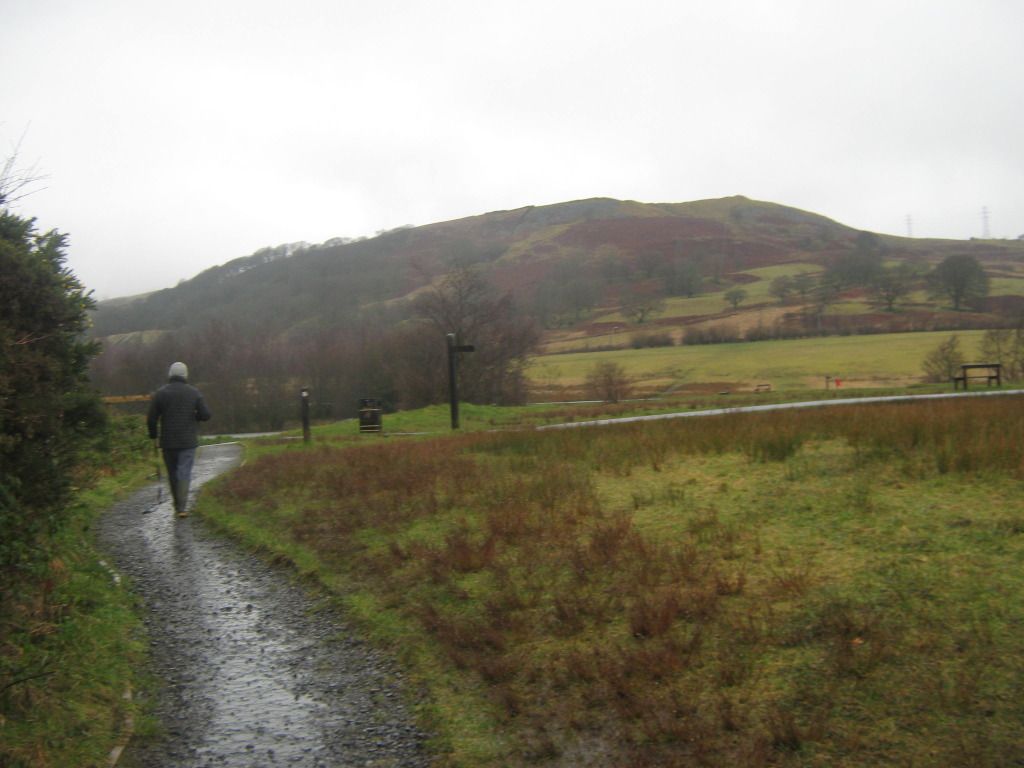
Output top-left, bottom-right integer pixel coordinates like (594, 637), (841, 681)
(91, 195), (1023, 342)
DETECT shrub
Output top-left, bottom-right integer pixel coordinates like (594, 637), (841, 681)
(0, 210), (102, 577)
(922, 335), (965, 382)
(683, 325), (742, 345)
(585, 361), (633, 403)
(979, 327), (1024, 381)
(630, 331), (675, 349)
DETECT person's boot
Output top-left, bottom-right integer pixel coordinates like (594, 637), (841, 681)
(174, 479), (189, 517)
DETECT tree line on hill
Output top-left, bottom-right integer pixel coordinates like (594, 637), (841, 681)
(91, 266), (539, 433)
(530, 232), (997, 337)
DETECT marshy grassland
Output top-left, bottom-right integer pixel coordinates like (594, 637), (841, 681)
(201, 395), (1024, 767)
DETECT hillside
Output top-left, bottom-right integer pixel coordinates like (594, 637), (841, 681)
(89, 196), (1024, 430)
(92, 195), (1024, 344)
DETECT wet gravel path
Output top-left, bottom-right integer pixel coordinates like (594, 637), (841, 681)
(96, 443), (432, 767)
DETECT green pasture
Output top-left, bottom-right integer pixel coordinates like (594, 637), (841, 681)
(739, 262), (820, 280)
(990, 275), (1024, 294)
(529, 330), (988, 391)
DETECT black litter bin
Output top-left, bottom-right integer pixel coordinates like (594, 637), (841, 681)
(358, 398), (382, 433)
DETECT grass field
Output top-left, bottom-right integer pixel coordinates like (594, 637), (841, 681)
(530, 330), (988, 395)
(199, 394), (1024, 767)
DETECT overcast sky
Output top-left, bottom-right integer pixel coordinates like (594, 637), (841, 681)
(3, 0), (1022, 299)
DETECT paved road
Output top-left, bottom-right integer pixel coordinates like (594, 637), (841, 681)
(537, 388), (1024, 430)
(97, 443), (431, 768)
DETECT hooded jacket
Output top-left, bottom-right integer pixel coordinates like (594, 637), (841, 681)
(147, 376), (212, 450)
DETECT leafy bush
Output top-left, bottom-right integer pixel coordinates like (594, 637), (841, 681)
(0, 210), (102, 577)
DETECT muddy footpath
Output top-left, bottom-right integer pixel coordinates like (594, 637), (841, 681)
(96, 443), (432, 767)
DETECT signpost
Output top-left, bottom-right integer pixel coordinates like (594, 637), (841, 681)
(446, 333), (475, 430)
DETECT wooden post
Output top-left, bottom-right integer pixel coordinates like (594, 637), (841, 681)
(300, 387), (311, 444)
(446, 333), (475, 430)
(446, 334), (459, 430)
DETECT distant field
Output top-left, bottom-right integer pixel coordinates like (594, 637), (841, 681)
(990, 275), (1024, 294)
(529, 330), (988, 394)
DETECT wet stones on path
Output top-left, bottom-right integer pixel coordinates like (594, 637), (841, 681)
(96, 443), (432, 767)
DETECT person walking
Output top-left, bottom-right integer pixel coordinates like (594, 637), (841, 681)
(147, 362), (212, 517)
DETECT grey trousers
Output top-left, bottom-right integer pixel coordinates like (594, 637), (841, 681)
(162, 447), (196, 513)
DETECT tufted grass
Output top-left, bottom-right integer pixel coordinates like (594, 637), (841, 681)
(200, 395), (1024, 766)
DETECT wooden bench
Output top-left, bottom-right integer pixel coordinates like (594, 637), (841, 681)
(952, 363), (1002, 390)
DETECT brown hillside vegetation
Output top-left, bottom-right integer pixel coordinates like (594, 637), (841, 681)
(93, 195), (1024, 340)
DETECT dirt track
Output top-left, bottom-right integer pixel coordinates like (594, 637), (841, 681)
(96, 443), (431, 767)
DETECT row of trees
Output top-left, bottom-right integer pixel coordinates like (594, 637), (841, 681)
(768, 250), (990, 315)
(91, 267), (540, 433)
(537, 235), (994, 334)
(757, 227), (991, 316)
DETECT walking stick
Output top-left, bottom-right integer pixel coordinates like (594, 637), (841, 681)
(144, 439), (162, 514)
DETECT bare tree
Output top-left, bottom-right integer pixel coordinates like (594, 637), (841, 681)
(621, 288), (666, 325)
(416, 266), (501, 341)
(0, 132), (47, 208)
(769, 275), (793, 304)
(922, 335), (965, 383)
(869, 264), (916, 311)
(585, 361), (632, 403)
(980, 327), (1024, 381)
(415, 266), (539, 404)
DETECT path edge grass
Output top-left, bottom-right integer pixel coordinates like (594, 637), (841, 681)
(0, 455), (153, 768)
(195, 441), (512, 766)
